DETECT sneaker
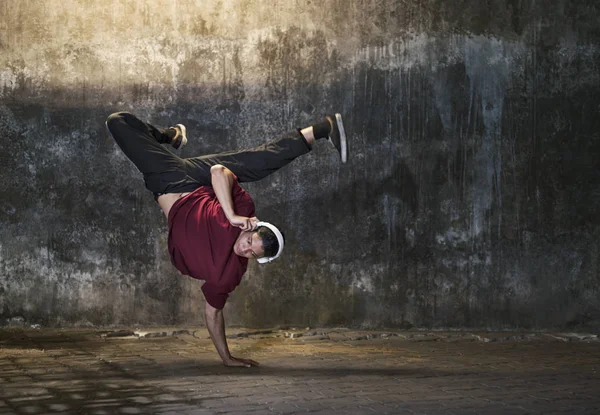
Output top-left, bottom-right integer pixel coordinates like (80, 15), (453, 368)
(326, 113), (347, 163)
(170, 124), (188, 149)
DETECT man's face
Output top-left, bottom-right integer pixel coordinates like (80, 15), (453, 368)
(233, 231), (265, 259)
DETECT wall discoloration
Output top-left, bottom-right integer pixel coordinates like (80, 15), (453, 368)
(1, 0), (599, 329)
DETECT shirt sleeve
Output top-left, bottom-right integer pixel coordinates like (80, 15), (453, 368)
(231, 180), (255, 218)
(201, 282), (229, 310)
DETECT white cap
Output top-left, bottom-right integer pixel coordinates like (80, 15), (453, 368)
(256, 222), (284, 264)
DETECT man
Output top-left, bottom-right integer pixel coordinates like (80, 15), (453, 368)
(105, 111), (347, 367)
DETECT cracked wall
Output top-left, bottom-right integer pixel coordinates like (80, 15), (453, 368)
(1, 0), (599, 329)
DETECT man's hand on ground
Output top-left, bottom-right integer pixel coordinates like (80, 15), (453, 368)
(229, 215), (259, 231)
(223, 356), (260, 368)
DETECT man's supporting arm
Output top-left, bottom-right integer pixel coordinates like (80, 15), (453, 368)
(204, 301), (259, 367)
(210, 164), (258, 231)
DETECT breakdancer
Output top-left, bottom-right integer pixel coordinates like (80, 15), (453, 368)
(105, 111), (347, 367)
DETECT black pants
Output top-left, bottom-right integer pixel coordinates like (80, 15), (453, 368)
(105, 112), (311, 197)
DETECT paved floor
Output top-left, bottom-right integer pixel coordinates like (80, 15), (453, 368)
(0, 327), (599, 415)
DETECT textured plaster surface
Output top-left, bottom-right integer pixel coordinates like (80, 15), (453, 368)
(1, 0), (599, 329)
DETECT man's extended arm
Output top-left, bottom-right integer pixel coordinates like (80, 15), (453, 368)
(204, 301), (259, 367)
(210, 164), (258, 231)
(206, 164), (259, 367)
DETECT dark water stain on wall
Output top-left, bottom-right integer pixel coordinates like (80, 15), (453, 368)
(1, 0), (599, 329)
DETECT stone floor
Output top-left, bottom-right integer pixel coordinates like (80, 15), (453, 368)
(0, 327), (599, 414)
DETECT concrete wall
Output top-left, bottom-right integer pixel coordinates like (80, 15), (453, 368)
(1, 0), (599, 329)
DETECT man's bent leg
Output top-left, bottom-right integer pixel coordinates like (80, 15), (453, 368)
(105, 112), (199, 195)
(183, 129), (312, 185)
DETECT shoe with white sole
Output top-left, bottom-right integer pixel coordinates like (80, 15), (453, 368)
(170, 124), (187, 149)
(326, 113), (347, 163)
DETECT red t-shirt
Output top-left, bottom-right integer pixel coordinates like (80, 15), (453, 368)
(167, 179), (255, 309)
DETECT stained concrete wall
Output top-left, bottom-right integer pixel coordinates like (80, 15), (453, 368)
(1, 0), (599, 329)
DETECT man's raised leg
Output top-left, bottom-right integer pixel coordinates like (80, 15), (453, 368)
(105, 112), (199, 196)
(181, 113), (347, 185)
